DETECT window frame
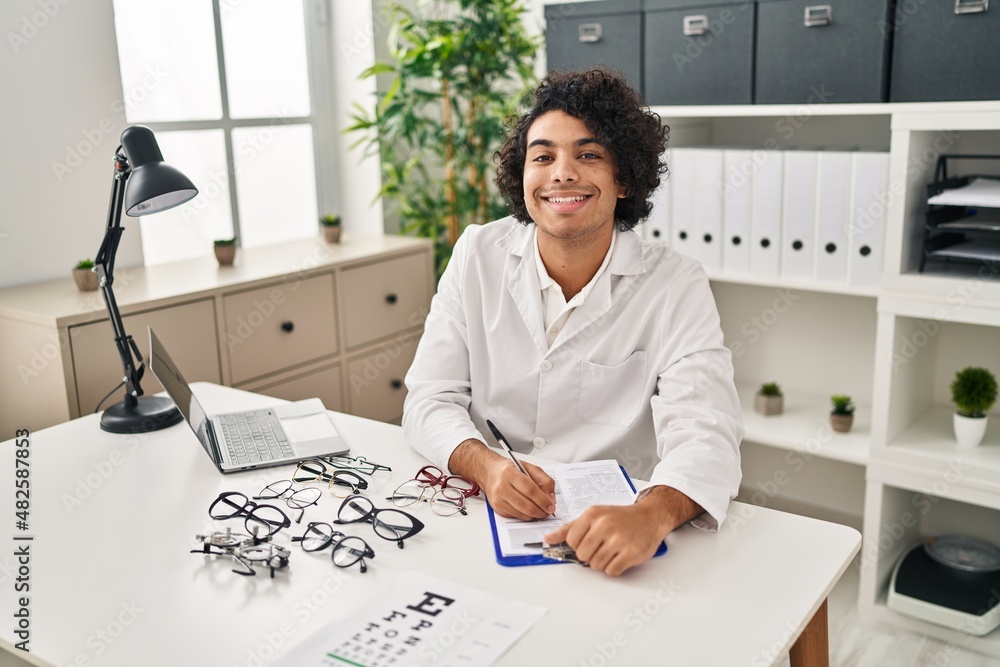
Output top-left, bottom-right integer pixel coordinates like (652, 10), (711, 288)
(114, 0), (338, 250)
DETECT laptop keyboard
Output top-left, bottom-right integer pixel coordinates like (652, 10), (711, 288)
(217, 411), (293, 465)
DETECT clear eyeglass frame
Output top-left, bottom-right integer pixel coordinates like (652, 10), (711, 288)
(253, 480), (322, 523)
(293, 459), (369, 498)
(388, 480), (468, 516)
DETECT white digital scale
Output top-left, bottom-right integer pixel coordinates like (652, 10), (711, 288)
(888, 535), (1000, 636)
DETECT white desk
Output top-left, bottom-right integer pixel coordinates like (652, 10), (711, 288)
(0, 383), (860, 667)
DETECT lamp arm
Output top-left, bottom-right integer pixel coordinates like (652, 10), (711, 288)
(94, 151), (145, 407)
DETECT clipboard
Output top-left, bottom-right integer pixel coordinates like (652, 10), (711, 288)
(486, 465), (668, 567)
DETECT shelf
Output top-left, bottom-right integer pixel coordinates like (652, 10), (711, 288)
(875, 407), (1000, 495)
(650, 100), (1000, 120)
(737, 384), (871, 466)
(707, 271), (879, 298)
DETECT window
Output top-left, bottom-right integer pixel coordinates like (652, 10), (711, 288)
(111, 0), (333, 265)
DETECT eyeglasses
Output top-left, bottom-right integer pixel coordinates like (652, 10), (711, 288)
(208, 491), (291, 537)
(332, 494), (425, 549)
(388, 480), (468, 516)
(413, 465), (480, 497)
(253, 480), (322, 523)
(293, 459), (370, 498)
(292, 522), (375, 573)
(318, 454), (392, 476)
(190, 528), (290, 578)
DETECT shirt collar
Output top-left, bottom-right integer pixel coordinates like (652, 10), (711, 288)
(533, 225), (617, 303)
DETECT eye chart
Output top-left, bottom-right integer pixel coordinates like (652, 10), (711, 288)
(274, 571), (546, 667)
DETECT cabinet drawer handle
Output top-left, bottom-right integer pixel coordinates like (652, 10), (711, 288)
(792, 240), (804, 251)
(804, 5), (832, 27)
(955, 0), (988, 14)
(578, 22), (602, 43)
(825, 242), (837, 254)
(683, 15), (709, 36)
(385, 293), (398, 305)
(390, 379), (403, 390)
(281, 321), (294, 333)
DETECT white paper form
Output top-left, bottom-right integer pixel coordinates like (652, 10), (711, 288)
(927, 177), (1000, 208)
(273, 571), (546, 667)
(494, 459), (637, 558)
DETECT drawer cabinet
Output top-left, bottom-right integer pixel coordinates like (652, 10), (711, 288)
(341, 252), (432, 350)
(69, 299), (220, 417)
(244, 363), (344, 414)
(0, 235), (433, 434)
(346, 334), (420, 424)
(224, 274), (338, 384)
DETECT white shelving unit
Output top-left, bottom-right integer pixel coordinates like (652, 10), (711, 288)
(650, 101), (1000, 655)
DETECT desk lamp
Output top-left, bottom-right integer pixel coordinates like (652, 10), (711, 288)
(95, 125), (198, 433)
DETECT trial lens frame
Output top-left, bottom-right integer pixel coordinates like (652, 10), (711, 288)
(191, 527), (290, 577)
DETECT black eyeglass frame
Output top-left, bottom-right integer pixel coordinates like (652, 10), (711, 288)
(208, 491), (291, 537)
(291, 521), (375, 573)
(293, 460), (370, 497)
(332, 494), (425, 549)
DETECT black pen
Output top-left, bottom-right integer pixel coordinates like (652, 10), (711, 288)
(486, 419), (529, 477)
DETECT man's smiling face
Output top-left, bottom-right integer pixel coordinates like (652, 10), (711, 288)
(523, 110), (625, 244)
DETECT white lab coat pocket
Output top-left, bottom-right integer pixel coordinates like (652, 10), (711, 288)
(578, 351), (648, 428)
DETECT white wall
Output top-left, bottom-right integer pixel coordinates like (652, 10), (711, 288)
(0, 0), (384, 289)
(0, 0), (142, 288)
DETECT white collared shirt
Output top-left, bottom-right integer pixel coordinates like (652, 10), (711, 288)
(403, 217), (743, 531)
(533, 227), (617, 348)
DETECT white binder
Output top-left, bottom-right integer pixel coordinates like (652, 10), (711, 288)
(750, 150), (783, 278)
(722, 150), (754, 275)
(694, 149), (724, 273)
(849, 152), (890, 287)
(669, 148), (699, 261)
(815, 152), (853, 283)
(781, 151), (819, 280)
(646, 161), (671, 244)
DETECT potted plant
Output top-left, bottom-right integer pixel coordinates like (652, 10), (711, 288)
(346, 0), (539, 277)
(830, 395), (854, 433)
(213, 238), (236, 266)
(320, 214), (342, 244)
(72, 259), (99, 291)
(950, 366), (997, 447)
(755, 382), (783, 416)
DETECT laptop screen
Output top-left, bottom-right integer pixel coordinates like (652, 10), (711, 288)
(148, 327), (214, 456)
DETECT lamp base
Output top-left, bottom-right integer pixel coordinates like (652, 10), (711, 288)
(100, 395), (183, 434)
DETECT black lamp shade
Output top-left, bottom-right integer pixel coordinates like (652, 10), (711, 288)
(120, 125), (198, 216)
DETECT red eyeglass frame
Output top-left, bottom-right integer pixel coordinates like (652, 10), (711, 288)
(415, 465), (481, 497)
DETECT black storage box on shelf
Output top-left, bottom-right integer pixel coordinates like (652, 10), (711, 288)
(755, 0), (894, 104)
(544, 0), (644, 94)
(891, 0), (1000, 103)
(643, 0), (755, 105)
(920, 154), (1000, 273)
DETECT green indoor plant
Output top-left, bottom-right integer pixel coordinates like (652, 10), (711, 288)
(347, 0), (539, 277)
(72, 259), (98, 292)
(830, 395), (854, 433)
(950, 366), (997, 446)
(213, 238), (236, 266)
(754, 382), (783, 416)
(320, 214), (342, 244)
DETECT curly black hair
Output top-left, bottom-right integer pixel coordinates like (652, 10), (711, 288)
(495, 67), (668, 231)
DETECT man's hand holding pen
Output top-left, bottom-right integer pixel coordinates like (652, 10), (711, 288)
(447, 436), (556, 521)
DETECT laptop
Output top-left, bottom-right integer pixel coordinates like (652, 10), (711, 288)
(148, 327), (349, 473)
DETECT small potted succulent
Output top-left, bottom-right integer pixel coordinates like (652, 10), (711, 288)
(950, 366), (997, 447)
(72, 259), (99, 291)
(320, 214), (342, 244)
(755, 382), (783, 416)
(830, 395), (854, 433)
(213, 238), (237, 266)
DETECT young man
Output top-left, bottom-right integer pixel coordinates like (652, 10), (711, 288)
(402, 68), (743, 576)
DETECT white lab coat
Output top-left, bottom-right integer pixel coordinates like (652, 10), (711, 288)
(402, 217), (743, 529)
